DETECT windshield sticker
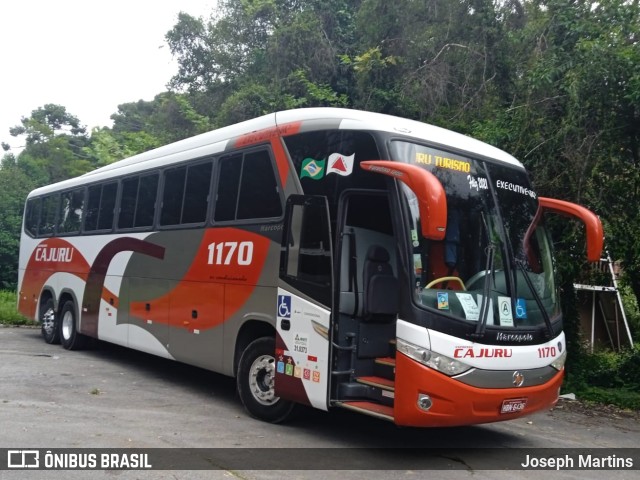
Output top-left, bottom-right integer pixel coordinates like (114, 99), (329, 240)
(326, 153), (354, 176)
(467, 175), (489, 192)
(498, 296), (515, 326)
(415, 152), (471, 173)
(476, 295), (495, 325)
(515, 298), (528, 319)
(495, 180), (537, 199)
(300, 158), (325, 180)
(456, 293), (480, 321)
(437, 292), (449, 310)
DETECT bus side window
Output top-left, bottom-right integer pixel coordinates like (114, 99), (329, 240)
(214, 155), (242, 222)
(24, 198), (40, 237)
(135, 174), (158, 228)
(39, 194), (59, 237)
(236, 151), (281, 220)
(182, 162), (212, 224)
(58, 188), (85, 235)
(214, 150), (282, 222)
(161, 161), (213, 226)
(85, 182), (118, 233)
(118, 173), (159, 230)
(161, 166), (187, 226)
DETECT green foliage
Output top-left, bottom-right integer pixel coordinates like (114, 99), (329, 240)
(10, 104), (86, 146)
(564, 345), (640, 409)
(0, 290), (32, 325)
(621, 284), (640, 343)
(9, 104), (92, 186)
(0, 163), (36, 289)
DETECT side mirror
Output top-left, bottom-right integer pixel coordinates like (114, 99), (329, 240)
(538, 197), (604, 262)
(360, 160), (447, 240)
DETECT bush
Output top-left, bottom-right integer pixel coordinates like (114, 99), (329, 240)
(0, 290), (34, 325)
(564, 345), (640, 409)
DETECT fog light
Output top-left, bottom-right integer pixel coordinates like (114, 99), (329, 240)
(417, 394), (432, 411)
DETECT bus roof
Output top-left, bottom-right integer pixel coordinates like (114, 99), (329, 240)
(28, 108), (523, 197)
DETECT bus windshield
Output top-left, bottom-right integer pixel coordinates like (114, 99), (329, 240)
(391, 141), (560, 330)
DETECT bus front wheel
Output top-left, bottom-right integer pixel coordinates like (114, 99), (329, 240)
(59, 300), (88, 350)
(237, 337), (296, 423)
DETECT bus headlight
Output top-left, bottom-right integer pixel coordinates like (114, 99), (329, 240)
(397, 338), (472, 376)
(550, 350), (567, 371)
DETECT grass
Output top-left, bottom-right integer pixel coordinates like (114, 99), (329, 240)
(0, 290), (35, 325)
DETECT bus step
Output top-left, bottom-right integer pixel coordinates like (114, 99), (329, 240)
(375, 356), (396, 367)
(335, 401), (394, 422)
(356, 375), (395, 391)
(374, 357), (396, 380)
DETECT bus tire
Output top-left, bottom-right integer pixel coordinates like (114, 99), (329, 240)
(59, 300), (88, 351)
(40, 298), (60, 344)
(237, 337), (296, 423)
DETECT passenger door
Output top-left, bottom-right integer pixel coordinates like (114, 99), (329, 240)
(275, 195), (333, 411)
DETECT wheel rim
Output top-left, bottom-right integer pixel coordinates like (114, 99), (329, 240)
(248, 354), (279, 406)
(61, 310), (74, 340)
(42, 308), (55, 336)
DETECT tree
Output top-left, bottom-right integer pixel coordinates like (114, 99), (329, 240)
(0, 159), (36, 289)
(166, 1), (355, 125)
(10, 103), (86, 146)
(10, 104), (92, 185)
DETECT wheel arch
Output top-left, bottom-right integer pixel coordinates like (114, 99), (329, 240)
(38, 288), (56, 317)
(57, 288), (80, 316)
(233, 319), (276, 377)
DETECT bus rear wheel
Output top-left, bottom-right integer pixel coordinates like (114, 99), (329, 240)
(237, 337), (296, 423)
(40, 298), (59, 344)
(59, 300), (88, 350)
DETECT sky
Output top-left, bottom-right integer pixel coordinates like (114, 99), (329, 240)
(0, 0), (217, 152)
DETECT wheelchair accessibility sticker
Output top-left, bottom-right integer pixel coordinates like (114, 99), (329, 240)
(515, 298), (527, 319)
(278, 295), (291, 318)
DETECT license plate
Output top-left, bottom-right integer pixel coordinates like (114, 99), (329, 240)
(500, 398), (527, 414)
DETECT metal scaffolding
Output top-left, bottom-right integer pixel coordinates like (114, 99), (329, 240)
(573, 253), (634, 352)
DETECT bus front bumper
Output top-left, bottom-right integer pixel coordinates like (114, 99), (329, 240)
(394, 351), (564, 427)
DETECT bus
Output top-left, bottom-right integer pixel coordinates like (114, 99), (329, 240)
(17, 108), (603, 427)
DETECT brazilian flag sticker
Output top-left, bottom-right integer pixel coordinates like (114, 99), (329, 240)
(300, 158), (325, 180)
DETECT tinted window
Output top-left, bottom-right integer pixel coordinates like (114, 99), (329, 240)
(58, 188), (84, 234)
(98, 183), (117, 230)
(182, 162), (212, 224)
(214, 150), (281, 222)
(161, 162), (212, 226)
(135, 174), (158, 227)
(161, 166), (187, 226)
(280, 197), (332, 307)
(40, 195), (59, 236)
(119, 178), (138, 229)
(24, 198), (40, 237)
(237, 151), (282, 219)
(214, 155), (242, 222)
(118, 173), (159, 229)
(86, 182), (117, 232)
(283, 130), (383, 199)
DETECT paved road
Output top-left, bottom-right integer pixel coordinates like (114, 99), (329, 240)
(0, 326), (638, 479)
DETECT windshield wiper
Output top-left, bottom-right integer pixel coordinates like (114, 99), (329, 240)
(514, 259), (554, 339)
(468, 242), (496, 340)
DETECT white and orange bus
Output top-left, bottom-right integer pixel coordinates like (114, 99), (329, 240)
(18, 108), (603, 427)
